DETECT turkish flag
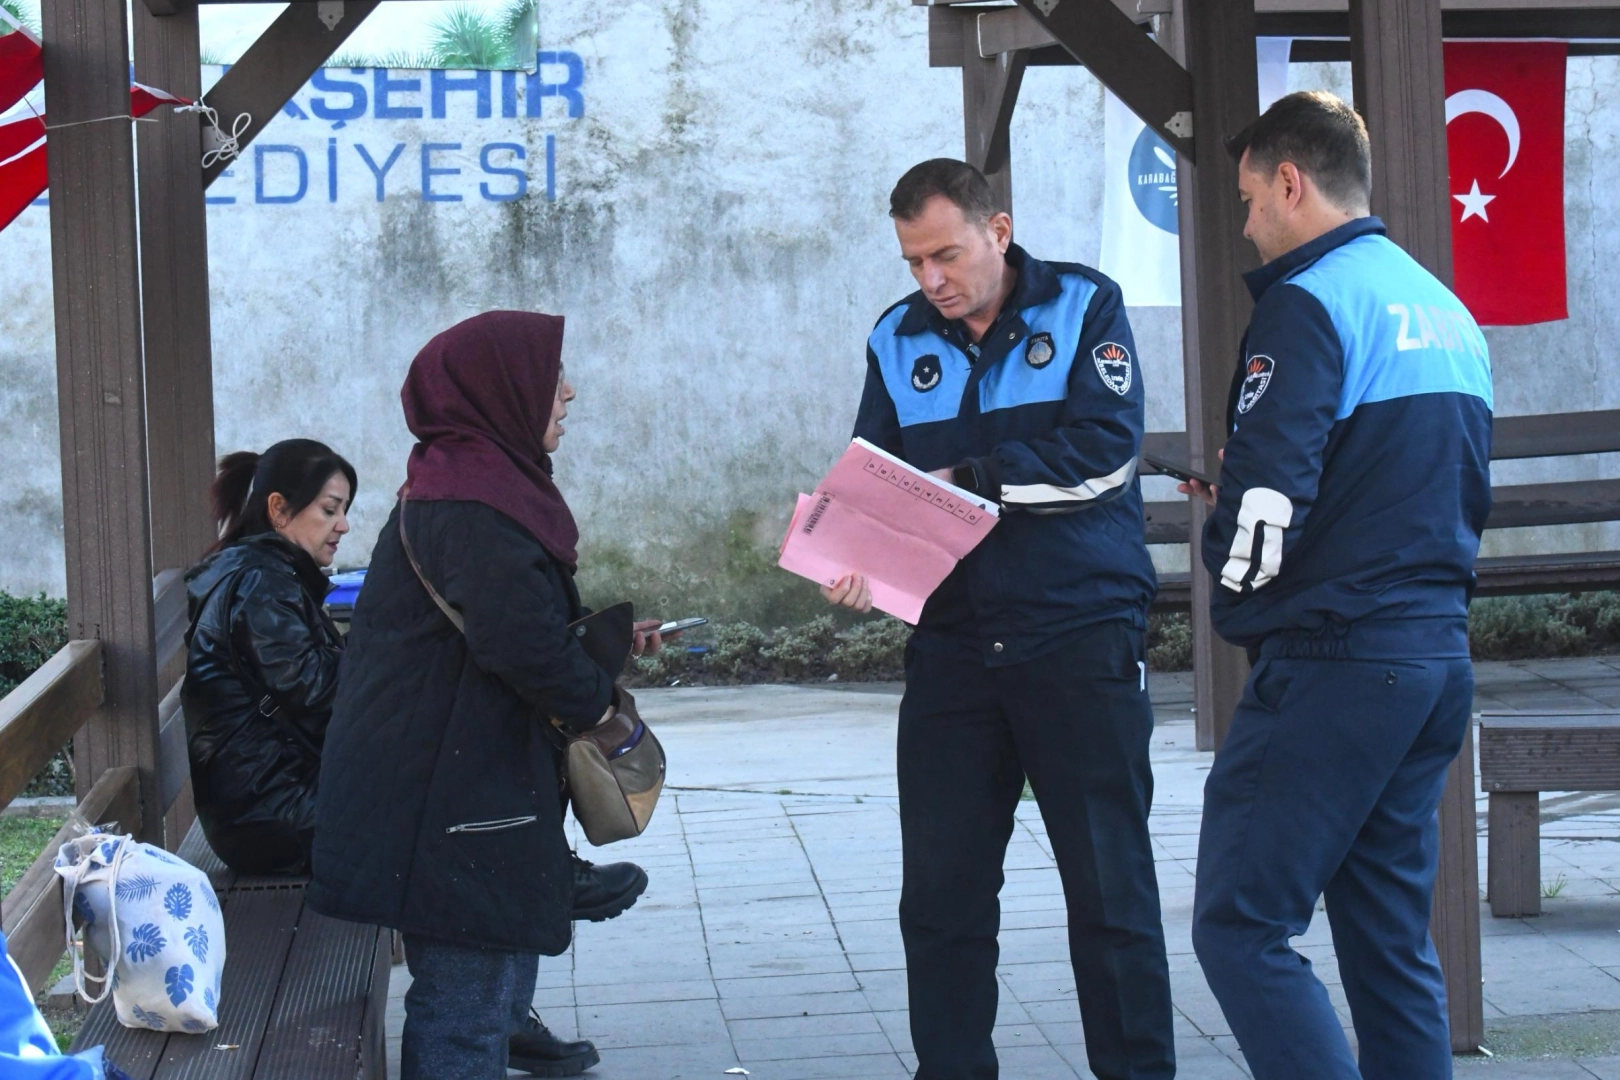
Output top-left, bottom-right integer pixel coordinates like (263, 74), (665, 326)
(0, 86), (192, 234)
(1444, 41), (1567, 326)
(0, 7), (42, 115)
(0, 115), (44, 232)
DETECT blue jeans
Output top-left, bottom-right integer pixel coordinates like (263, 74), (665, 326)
(1192, 653), (1472, 1080)
(401, 934), (540, 1080)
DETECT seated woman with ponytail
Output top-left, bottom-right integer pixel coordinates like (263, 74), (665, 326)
(181, 440), (357, 875)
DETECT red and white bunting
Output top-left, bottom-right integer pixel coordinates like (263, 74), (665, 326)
(0, 6), (42, 116)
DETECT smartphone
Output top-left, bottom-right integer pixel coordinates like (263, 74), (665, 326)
(1143, 453), (1218, 489)
(656, 617), (708, 635)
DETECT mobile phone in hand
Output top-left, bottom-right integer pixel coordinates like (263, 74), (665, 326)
(656, 617), (708, 635)
(1143, 454), (1218, 489)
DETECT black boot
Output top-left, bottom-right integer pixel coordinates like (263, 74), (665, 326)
(571, 854), (647, 923)
(509, 1008), (600, 1077)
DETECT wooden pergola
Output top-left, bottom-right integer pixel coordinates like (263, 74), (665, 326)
(927, 0), (1620, 1053)
(3, 0), (1618, 1063)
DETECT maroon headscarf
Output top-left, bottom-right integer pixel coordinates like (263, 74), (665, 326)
(400, 311), (579, 568)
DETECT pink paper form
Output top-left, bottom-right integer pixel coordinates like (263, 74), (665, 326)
(778, 438), (999, 624)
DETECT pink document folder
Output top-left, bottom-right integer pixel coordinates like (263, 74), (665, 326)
(778, 439), (1000, 624)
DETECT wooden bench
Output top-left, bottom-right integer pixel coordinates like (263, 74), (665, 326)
(68, 822), (392, 1079)
(1477, 710), (1620, 918)
(1142, 408), (1620, 612)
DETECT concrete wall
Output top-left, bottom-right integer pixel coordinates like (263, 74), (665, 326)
(0, 11), (1615, 623)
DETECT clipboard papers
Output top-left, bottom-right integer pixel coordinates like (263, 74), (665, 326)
(777, 438), (1000, 624)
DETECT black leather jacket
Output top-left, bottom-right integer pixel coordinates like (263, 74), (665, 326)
(181, 534), (342, 873)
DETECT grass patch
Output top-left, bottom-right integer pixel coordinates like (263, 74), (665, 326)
(0, 815), (66, 894)
(1470, 1010), (1620, 1060)
(1542, 873), (1569, 900)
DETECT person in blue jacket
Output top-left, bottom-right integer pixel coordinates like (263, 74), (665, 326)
(824, 159), (1173, 1080)
(1179, 92), (1492, 1080)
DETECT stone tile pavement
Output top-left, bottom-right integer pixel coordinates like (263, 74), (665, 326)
(384, 656), (1620, 1078)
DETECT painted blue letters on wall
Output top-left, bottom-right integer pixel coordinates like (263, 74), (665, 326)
(421, 143), (462, 202)
(311, 69), (368, 123)
(355, 143), (405, 201)
(430, 70), (492, 119)
(255, 146), (308, 204)
(374, 70), (423, 119)
(479, 143), (527, 201)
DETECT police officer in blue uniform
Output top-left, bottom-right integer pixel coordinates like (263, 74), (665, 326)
(1180, 93), (1492, 1079)
(824, 159), (1174, 1080)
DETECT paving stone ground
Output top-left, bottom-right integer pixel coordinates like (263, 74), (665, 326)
(385, 656), (1620, 1079)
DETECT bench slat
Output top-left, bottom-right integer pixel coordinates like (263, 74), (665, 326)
(255, 908), (389, 1080)
(1141, 410), (1620, 466)
(1145, 480), (1620, 548)
(152, 888), (304, 1080)
(1478, 712), (1620, 792)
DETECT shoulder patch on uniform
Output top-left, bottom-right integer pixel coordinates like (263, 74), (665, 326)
(1025, 332), (1055, 369)
(1237, 355), (1274, 414)
(1092, 342), (1132, 396)
(911, 354), (942, 393)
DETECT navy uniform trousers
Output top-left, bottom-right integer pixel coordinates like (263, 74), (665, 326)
(898, 619), (1175, 1080)
(1192, 634), (1473, 1080)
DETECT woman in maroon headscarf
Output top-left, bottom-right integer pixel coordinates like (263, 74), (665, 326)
(309, 312), (661, 1079)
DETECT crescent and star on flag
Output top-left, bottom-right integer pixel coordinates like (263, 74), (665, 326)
(1446, 89), (1521, 225)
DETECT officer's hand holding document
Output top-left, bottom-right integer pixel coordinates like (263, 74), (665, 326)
(777, 438), (998, 623)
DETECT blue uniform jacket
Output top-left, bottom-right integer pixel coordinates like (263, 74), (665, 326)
(1205, 217), (1494, 657)
(854, 245), (1156, 666)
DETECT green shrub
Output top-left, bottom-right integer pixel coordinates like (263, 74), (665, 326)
(0, 594), (73, 797)
(760, 616), (839, 681)
(0, 593), (68, 699)
(704, 621), (770, 681)
(1468, 592), (1620, 661)
(1147, 613), (1193, 673)
(829, 617), (910, 681)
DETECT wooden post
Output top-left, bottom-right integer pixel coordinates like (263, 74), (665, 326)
(42, 0), (165, 844)
(133, 0), (211, 850)
(134, 0), (215, 589)
(961, 18), (1027, 213)
(1168, 0), (1257, 752)
(1487, 790), (1540, 918)
(1349, 0), (1483, 1051)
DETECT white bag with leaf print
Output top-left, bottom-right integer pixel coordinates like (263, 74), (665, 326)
(53, 831), (226, 1034)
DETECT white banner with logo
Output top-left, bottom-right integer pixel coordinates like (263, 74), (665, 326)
(1100, 37), (1294, 307)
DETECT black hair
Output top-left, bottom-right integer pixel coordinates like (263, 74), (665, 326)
(889, 158), (1004, 223)
(1225, 90), (1372, 211)
(208, 439), (358, 554)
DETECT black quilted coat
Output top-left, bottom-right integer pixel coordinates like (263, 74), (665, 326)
(307, 500), (614, 956)
(182, 534), (343, 875)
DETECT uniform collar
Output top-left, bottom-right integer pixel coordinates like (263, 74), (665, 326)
(895, 244), (1060, 337)
(1242, 216), (1386, 302)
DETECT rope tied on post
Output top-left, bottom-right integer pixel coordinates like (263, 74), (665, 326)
(178, 102), (251, 169)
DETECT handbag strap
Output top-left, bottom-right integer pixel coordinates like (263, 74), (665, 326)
(64, 834), (128, 1006)
(398, 492), (465, 633)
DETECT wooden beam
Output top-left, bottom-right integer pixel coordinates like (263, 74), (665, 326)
(0, 641), (103, 809)
(920, 0), (1620, 9)
(978, 6), (1058, 56)
(135, 0), (217, 605)
(962, 24), (1027, 195)
(1349, 0), (1482, 1052)
(1434, 722), (1486, 1048)
(1, 766), (141, 994)
(157, 677), (190, 814)
(1012, 0), (1196, 159)
(201, 0), (382, 188)
(42, 0), (166, 845)
(1166, 0), (1257, 751)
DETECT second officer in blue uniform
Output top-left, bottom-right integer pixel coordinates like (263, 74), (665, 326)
(824, 159), (1175, 1080)
(1182, 93), (1493, 1079)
